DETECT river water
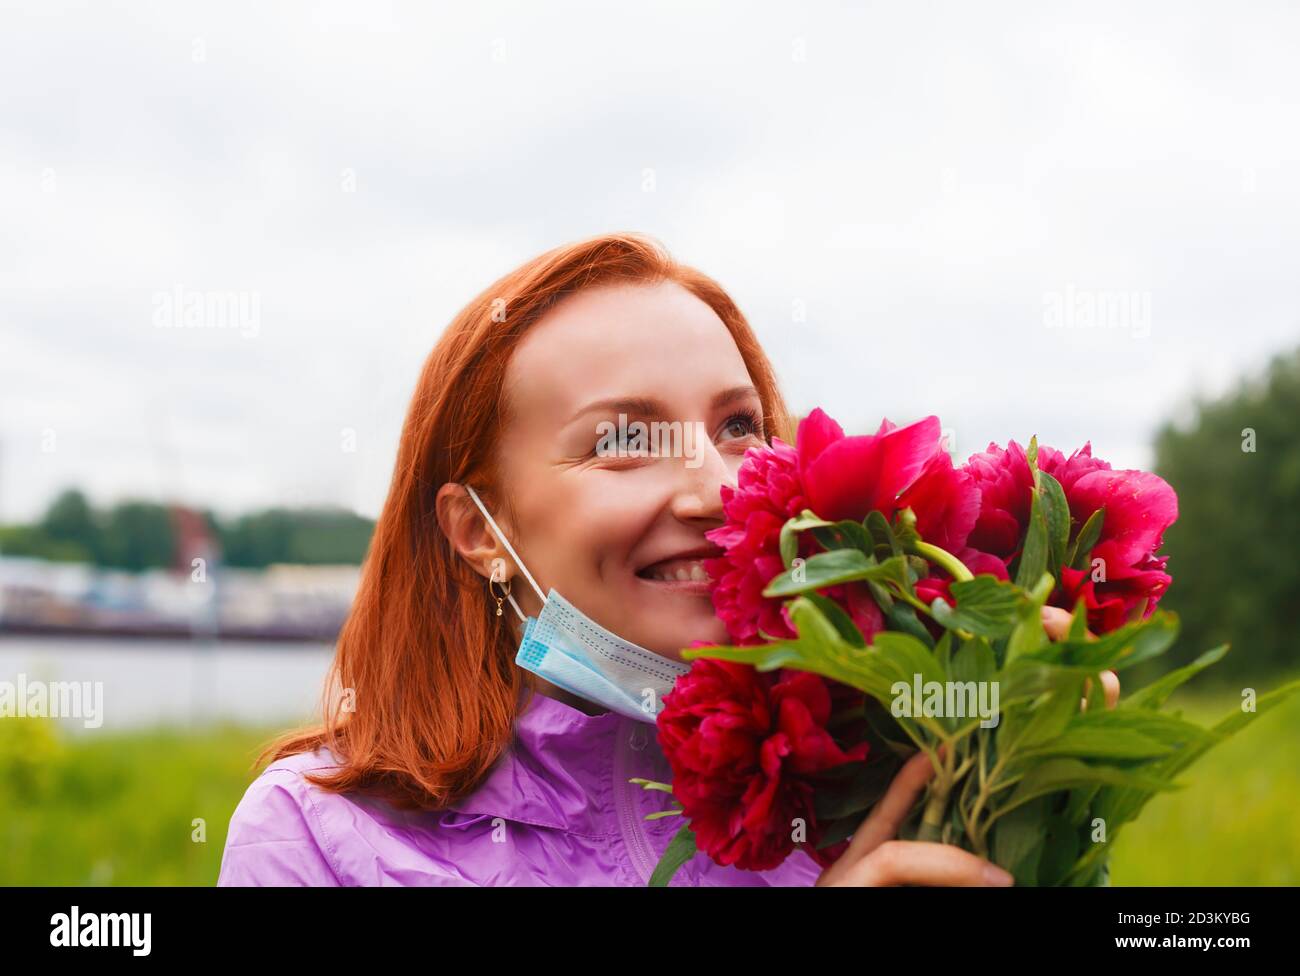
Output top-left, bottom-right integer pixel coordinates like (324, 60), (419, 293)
(0, 636), (336, 734)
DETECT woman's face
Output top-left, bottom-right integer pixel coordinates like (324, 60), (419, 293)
(491, 280), (767, 659)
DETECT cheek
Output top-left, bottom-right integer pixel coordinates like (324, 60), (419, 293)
(722, 452), (745, 486)
(528, 474), (661, 582)
(581, 478), (664, 572)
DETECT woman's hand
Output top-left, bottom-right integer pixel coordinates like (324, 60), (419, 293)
(815, 750), (1015, 887)
(1040, 606), (1120, 709)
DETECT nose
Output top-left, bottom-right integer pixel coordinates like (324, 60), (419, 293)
(669, 432), (734, 525)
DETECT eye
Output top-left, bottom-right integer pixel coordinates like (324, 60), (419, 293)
(586, 420), (653, 460)
(718, 407), (763, 442)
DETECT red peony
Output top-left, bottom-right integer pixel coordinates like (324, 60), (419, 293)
(898, 450), (980, 555)
(798, 410), (944, 523)
(963, 441), (1037, 560)
(705, 408), (974, 645)
(702, 436), (810, 645)
(657, 657), (868, 871)
(1052, 466), (1177, 632)
(961, 441), (1178, 632)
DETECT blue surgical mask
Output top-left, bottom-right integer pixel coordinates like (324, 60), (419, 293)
(464, 485), (690, 723)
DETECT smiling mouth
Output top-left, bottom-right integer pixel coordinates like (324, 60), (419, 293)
(638, 557), (711, 583)
(635, 550), (721, 594)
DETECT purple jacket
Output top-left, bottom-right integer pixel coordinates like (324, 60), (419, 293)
(217, 690), (823, 886)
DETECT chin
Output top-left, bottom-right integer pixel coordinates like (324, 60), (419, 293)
(652, 621), (729, 660)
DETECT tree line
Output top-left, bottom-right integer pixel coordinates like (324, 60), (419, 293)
(0, 491), (375, 570)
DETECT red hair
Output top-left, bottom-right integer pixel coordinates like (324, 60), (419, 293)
(257, 232), (794, 809)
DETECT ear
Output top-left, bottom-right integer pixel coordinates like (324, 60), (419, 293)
(434, 483), (514, 583)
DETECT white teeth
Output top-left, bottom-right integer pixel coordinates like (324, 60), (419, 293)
(646, 559), (708, 583)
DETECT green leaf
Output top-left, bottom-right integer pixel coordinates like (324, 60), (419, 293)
(1066, 598), (1090, 641)
(930, 575), (1026, 639)
(1014, 496), (1048, 591)
(763, 548), (875, 596)
(871, 632), (960, 735)
(1037, 813), (1083, 886)
(810, 519), (875, 556)
(813, 757), (897, 820)
(1020, 611), (1180, 673)
(1066, 508), (1105, 572)
(1014, 446), (1049, 590)
(685, 597), (901, 701)
(995, 759), (1178, 820)
(1123, 644), (1229, 710)
(870, 580), (935, 645)
(872, 631), (948, 688)
(998, 655), (1091, 707)
(992, 796), (1050, 885)
(1003, 572), (1054, 666)
(628, 777), (675, 794)
(1063, 785), (1100, 827)
(860, 554), (916, 595)
(813, 814), (860, 850)
(864, 510), (901, 558)
(1063, 708), (1208, 752)
(1038, 470), (1071, 577)
(950, 636), (997, 686)
(804, 592), (868, 648)
(779, 510), (833, 568)
(648, 822), (698, 887)
(1065, 846), (1112, 887)
(933, 629), (954, 675)
(863, 699), (919, 757)
(1005, 674), (1088, 752)
(1016, 722), (1177, 761)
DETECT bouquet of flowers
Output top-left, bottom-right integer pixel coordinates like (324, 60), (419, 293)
(635, 409), (1300, 886)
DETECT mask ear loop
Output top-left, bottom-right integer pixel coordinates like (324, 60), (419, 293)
(464, 484), (544, 624)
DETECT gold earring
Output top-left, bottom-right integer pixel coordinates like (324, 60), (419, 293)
(489, 570), (511, 617)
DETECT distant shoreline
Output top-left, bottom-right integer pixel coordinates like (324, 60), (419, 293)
(0, 623), (339, 644)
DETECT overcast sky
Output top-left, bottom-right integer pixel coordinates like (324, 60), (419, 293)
(3, 1), (1298, 523)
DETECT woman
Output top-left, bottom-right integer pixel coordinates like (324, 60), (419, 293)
(217, 233), (1117, 887)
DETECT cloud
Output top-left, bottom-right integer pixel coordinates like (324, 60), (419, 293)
(2, 0), (1297, 520)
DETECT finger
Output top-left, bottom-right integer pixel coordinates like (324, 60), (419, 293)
(1040, 606), (1071, 641)
(1101, 669), (1120, 709)
(844, 840), (1015, 887)
(843, 748), (941, 858)
(1041, 605), (1096, 641)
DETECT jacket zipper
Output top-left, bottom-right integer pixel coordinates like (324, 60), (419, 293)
(613, 717), (658, 885)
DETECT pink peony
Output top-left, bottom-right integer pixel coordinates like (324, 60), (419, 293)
(705, 408), (972, 645)
(702, 436), (812, 645)
(798, 411), (944, 524)
(960, 441), (1177, 632)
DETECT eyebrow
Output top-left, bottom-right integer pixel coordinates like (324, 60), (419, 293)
(566, 385), (761, 425)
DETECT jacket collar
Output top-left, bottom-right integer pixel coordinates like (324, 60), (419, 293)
(442, 689), (629, 834)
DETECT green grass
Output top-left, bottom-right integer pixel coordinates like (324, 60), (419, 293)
(0, 720), (282, 886)
(1107, 680), (1300, 886)
(1, 679), (1297, 885)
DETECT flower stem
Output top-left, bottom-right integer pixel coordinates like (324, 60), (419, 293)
(909, 541), (975, 582)
(918, 786), (950, 842)
(917, 745), (956, 842)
